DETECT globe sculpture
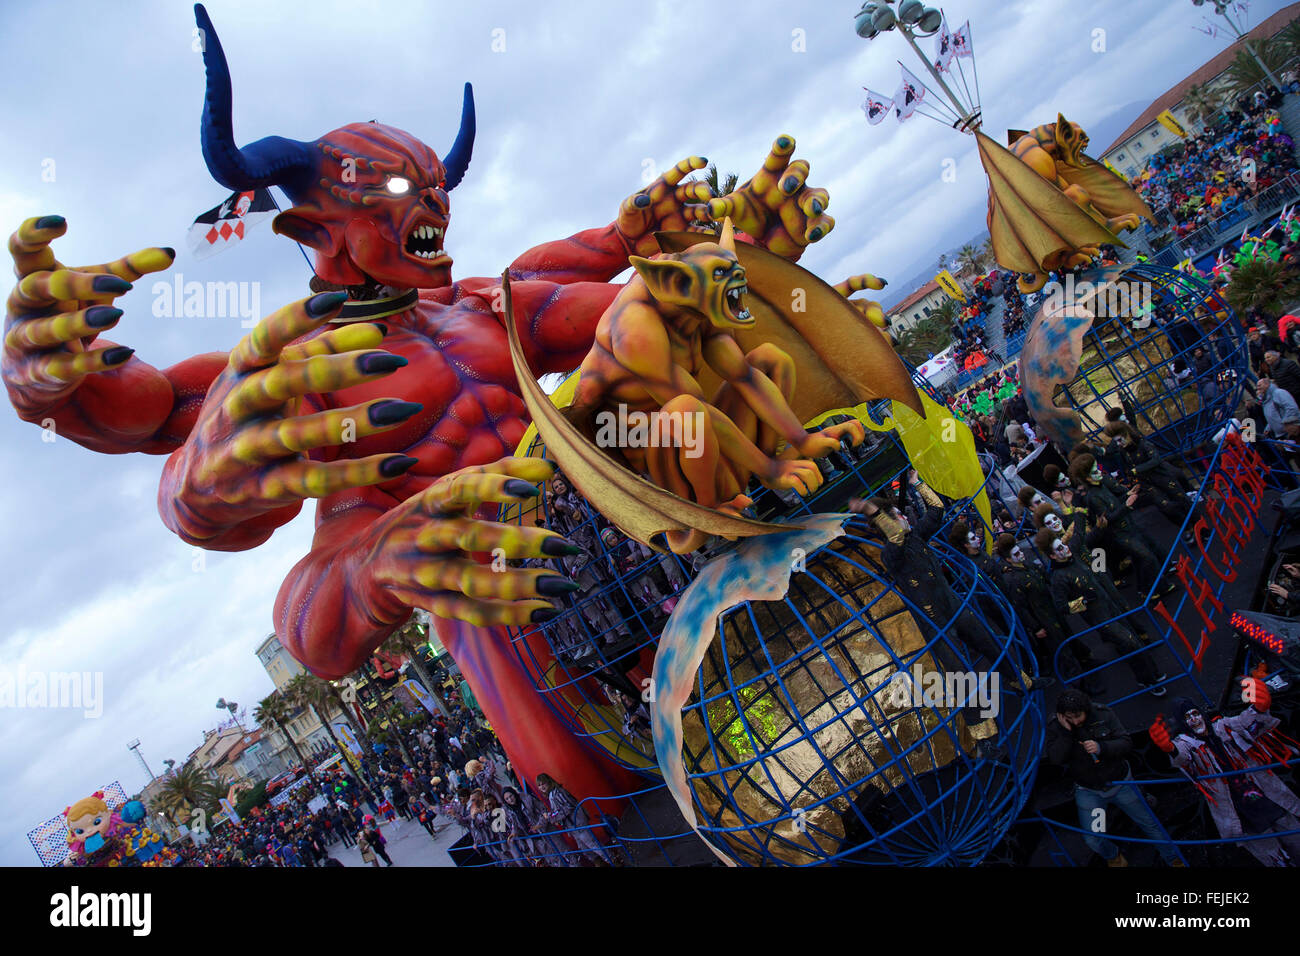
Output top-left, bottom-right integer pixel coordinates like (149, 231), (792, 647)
(503, 407), (915, 776)
(671, 518), (1043, 866)
(1021, 262), (1246, 457)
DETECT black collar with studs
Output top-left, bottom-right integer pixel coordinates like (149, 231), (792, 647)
(329, 288), (420, 323)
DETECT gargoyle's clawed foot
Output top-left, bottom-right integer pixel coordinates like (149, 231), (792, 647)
(1106, 213), (1141, 233)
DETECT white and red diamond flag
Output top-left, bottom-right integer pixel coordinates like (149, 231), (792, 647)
(894, 65), (926, 122)
(952, 20), (974, 59)
(861, 89), (894, 126)
(187, 187), (276, 260)
(934, 17), (955, 73)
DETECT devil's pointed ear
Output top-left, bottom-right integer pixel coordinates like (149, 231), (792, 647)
(272, 210), (332, 251)
(629, 255), (697, 307)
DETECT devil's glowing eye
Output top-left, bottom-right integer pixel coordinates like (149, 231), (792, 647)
(386, 177), (412, 195)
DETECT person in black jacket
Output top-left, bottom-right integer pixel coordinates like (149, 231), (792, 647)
(994, 534), (1101, 693)
(1046, 689), (1182, 866)
(1069, 453), (1170, 597)
(1035, 529), (1167, 696)
(1262, 349), (1300, 407)
(1103, 422), (1198, 543)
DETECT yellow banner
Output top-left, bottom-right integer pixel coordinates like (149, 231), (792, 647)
(1156, 109), (1187, 138)
(935, 269), (966, 301)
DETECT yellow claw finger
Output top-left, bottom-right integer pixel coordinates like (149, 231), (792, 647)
(229, 291), (347, 373)
(5, 304), (122, 350)
(799, 186), (830, 218)
(419, 469), (543, 516)
(803, 213), (835, 243)
(37, 345), (135, 383)
(415, 518), (578, 558)
(259, 454), (412, 501)
(661, 156), (708, 189)
(79, 247), (176, 282)
(231, 399), (421, 463)
(10, 216), (68, 277)
(224, 349), (405, 421)
(456, 455), (556, 485)
(278, 322), (386, 362)
(406, 560), (576, 602)
(674, 181), (712, 204)
(776, 159), (810, 199)
(408, 593), (557, 628)
(10, 269), (131, 311)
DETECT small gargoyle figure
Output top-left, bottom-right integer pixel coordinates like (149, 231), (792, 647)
(567, 218), (863, 552)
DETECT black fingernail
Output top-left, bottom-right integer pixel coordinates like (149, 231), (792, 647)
(880, 278), (888, 286)
(86, 306), (122, 328)
(380, 455), (419, 477)
(505, 479), (540, 498)
(35, 215), (65, 230)
(537, 576), (580, 596)
(306, 291), (348, 318)
(810, 227), (823, 241)
(92, 275), (131, 294)
(369, 400), (422, 426)
(160, 247), (176, 260)
(372, 322), (389, 336)
(103, 346), (134, 365)
(811, 200), (823, 215)
(359, 353), (408, 374)
(531, 607), (560, 623)
(541, 537), (581, 556)
(784, 176), (799, 193)
(634, 194), (651, 208)
(777, 136), (792, 150)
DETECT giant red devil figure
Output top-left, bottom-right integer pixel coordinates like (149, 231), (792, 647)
(3, 4), (838, 802)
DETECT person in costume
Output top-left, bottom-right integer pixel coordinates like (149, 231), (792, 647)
(1149, 683), (1300, 867)
(1035, 529), (1167, 696)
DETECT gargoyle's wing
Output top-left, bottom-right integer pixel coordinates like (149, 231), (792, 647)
(502, 273), (789, 553)
(976, 131), (1118, 278)
(654, 232), (924, 421)
(1057, 154), (1155, 224)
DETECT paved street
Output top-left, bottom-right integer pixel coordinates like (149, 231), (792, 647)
(328, 815), (463, 867)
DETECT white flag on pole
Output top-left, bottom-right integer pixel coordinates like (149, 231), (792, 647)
(934, 17), (955, 73)
(861, 89), (894, 126)
(894, 64), (926, 122)
(952, 20), (974, 59)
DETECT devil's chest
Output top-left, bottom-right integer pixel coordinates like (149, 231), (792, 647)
(312, 316), (527, 466)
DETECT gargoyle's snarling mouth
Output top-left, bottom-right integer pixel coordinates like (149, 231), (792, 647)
(405, 222), (448, 262)
(724, 280), (753, 325)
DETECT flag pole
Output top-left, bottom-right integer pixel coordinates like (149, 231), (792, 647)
(898, 61), (962, 125)
(270, 187), (319, 277)
(899, 25), (974, 129)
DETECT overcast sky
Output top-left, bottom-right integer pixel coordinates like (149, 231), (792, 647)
(1, 0), (1292, 865)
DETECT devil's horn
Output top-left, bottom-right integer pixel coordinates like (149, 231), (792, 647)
(195, 4), (317, 197)
(443, 83), (476, 190)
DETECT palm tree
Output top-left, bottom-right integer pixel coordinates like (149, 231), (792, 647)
(691, 163), (740, 235)
(895, 313), (956, 365)
(253, 690), (317, 784)
(382, 611), (450, 718)
(1225, 256), (1300, 316)
(152, 762), (222, 828)
(955, 243), (983, 277)
(286, 672), (352, 767)
(1223, 45), (1290, 97)
(1182, 82), (1225, 127)
(1273, 18), (1300, 64)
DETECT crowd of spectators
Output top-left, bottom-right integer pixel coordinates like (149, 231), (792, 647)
(1136, 92), (1298, 242)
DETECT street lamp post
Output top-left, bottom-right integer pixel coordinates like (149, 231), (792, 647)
(1193, 0), (1282, 88)
(215, 697), (248, 737)
(854, 1), (981, 132)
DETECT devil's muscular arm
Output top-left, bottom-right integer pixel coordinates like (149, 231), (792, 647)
(506, 224), (635, 286)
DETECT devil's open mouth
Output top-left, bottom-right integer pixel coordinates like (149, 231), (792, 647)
(724, 282), (752, 323)
(404, 222), (448, 261)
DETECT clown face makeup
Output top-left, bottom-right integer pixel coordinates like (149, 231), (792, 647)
(1044, 513), (1064, 533)
(1008, 545), (1026, 564)
(1031, 493), (1048, 510)
(1056, 473), (1070, 488)
(1088, 464), (1103, 484)
(1184, 708), (1206, 735)
(1050, 537), (1071, 561)
(965, 531), (981, 551)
